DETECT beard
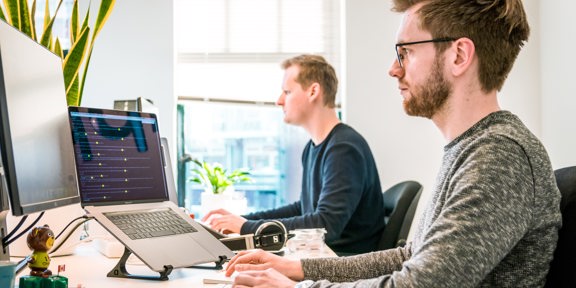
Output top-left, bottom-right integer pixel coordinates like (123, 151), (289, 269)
(403, 56), (452, 119)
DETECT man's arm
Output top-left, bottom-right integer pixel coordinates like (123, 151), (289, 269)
(301, 138), (538, 287)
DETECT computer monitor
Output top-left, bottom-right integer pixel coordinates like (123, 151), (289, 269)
(0, 19), (80, 258)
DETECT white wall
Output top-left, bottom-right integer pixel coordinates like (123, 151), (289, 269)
(81, 0), (175, 151)
(541, 1), (576, 170)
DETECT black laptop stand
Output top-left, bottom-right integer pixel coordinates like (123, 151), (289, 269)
(107, 246), (229, 281)
(107, 247), (173, 281)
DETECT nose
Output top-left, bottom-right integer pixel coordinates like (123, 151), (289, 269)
(388, 59), (403, 79)
(276, 93), (285, 106)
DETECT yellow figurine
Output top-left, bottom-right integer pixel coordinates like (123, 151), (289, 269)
(26, 224), (55, 277)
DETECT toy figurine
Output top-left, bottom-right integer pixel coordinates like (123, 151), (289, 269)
(26, 224), (55, 277)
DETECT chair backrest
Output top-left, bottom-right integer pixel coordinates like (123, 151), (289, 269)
(545, 166), (576, 288)
(378, 180), (423, 250)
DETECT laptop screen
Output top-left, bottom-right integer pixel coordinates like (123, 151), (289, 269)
(68, 107), (168, 205)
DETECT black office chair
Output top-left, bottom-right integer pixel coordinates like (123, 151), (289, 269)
(545, 166), (576, 288)
(378, 180), (423, 250)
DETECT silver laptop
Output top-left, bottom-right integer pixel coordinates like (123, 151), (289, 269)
(67, 106), (233, 275)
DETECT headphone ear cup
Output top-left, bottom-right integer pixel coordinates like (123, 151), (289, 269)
(254, 220), (287, 251)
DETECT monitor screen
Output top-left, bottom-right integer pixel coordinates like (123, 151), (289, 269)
(0, 19), (80, 216)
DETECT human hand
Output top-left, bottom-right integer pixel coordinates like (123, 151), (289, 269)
(201, 208), (233, 222)
(225, 249), (304, 281)
(232, 268), (297, 288)
(202, 208), (247, 234)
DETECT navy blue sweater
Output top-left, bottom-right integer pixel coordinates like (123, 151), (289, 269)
(240, 123), (385, 254)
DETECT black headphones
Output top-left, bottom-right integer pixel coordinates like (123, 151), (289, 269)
(219, 220), (288, 252)
(252, 220), (288, 251)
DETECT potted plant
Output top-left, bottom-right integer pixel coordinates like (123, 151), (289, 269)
(189, 159), (252, 216)
(189, 159), (252, 194)
(0, 0), (115, 106)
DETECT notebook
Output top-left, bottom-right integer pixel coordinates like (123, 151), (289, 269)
(67, 106), (234, 273)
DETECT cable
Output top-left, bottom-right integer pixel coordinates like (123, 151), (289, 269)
(2, 211), (44, 247)
(1, 215), (28, 244)
(54, 215), (90, 240)
(49, 216), (94, 254)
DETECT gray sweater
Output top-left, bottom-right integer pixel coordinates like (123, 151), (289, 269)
(301, 111), (562, 287)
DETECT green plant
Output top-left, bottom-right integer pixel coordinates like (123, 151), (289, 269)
(0, 0), (115, 106)
(189, 159), (252, 195)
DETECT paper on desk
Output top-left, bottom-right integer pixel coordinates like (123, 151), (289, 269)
(203, 271), (236, 285)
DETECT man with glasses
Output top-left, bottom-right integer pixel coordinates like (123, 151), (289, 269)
(221, 0), (562, 287)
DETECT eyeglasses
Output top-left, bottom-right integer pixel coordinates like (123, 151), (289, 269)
(395, 38), (456, 69)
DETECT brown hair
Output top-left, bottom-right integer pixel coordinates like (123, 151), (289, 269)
(281, 54), (338, 108)
(392, 0), (530, 92)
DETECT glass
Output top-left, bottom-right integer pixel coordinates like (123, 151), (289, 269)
(395, 38), (456, 68)
(177, 101), (310, 218)
(287, 228), (327, 253)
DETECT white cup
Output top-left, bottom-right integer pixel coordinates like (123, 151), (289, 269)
(0, 261), (17, 288)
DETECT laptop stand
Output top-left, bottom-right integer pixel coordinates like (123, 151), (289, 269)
(107, 246), (173, 281)
(107, 246), (229, 280)
(188, 255), (228, 270)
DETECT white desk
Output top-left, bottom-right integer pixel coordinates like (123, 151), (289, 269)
(12, 241), (337, 287)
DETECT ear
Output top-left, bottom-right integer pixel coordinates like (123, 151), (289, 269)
(450, 37), (475, 77)
(308, 82), (321, 102)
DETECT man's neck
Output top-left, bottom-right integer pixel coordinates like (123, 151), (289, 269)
(303, 109), (341, 145)
(433, 89), (500, 142)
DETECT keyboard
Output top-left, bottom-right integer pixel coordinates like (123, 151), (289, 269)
(104, 208), (197, 240)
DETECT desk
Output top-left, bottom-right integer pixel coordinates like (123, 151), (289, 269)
(12, 241), (337, 287)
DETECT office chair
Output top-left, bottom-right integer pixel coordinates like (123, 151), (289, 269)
(545, 166), (576, 288)
(378, 180), (423, 250)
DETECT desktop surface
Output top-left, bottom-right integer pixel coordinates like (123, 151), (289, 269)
(12, 240), (337, 287)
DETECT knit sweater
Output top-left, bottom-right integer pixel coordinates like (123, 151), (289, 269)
(301, 111), (562, 287)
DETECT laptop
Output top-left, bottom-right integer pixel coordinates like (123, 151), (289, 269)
(67, 106), (234, 274)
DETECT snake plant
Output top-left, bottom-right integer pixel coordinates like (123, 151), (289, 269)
(0, 0), (115, 106)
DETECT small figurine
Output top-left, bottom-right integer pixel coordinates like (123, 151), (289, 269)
(26, 224), (55, 277)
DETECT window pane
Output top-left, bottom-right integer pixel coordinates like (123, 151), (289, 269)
(178, 101), (308, 217)
(229, 0), (278, 52)
(175, 62), (283, 103)
(281, 0), (324, 52)
(175, 0), (227, 53)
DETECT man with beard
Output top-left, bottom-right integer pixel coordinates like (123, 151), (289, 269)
(220, 0), (562, 287)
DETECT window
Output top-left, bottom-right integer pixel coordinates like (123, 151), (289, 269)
(174, 0), (342, 217)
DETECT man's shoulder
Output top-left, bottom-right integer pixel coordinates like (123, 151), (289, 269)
(329, 123), (367, 142)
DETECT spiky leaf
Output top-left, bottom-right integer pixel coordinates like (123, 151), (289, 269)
(39, 0), (63, 48)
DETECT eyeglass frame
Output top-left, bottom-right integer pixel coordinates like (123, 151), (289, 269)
(395, 38), (456, 69)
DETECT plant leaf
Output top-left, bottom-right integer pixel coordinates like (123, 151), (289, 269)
(53, 37), (63, 58)
(63, 25), (89, 106)
(0, 2), (6, 21)
(4, 0), (19, 26)
(17, 0), (34, 39)
(30, 0), (36, 35)
(40, 0), (64, 48)
(92, 0), (115, 41)
(69, 0), (78, 43)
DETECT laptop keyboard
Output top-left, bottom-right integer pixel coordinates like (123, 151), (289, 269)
(105, 208), (197, 240)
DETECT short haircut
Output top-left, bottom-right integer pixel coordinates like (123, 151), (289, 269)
(392, 0), (530, 92)
(281, 54), (338, 108)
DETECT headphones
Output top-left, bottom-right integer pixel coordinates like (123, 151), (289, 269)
(219, 220), (288, 252)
